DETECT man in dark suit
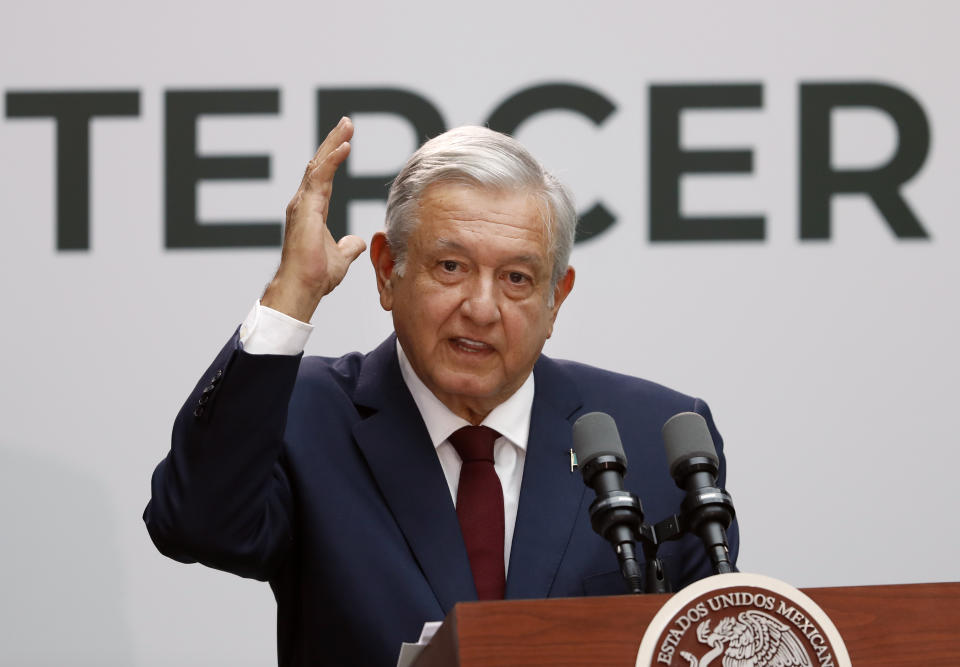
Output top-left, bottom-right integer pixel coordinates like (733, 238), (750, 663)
(145, 118), (738, 666)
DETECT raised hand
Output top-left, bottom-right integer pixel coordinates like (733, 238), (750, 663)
(261, 117), (367, 322)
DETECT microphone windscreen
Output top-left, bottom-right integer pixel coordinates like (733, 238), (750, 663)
(572, 412), (627, 467)
(662, 412), (719, 476)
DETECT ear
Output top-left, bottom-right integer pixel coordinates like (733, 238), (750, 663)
(370, 232), (396, 311)
(546, 266), (575, 339)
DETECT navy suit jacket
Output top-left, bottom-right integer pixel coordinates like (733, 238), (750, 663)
(145, 334), (739, 666)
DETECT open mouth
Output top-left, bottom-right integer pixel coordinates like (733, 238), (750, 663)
(450, 337), (493, 354)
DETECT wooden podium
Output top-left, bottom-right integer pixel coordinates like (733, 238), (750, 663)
(413, 582), (960, 666)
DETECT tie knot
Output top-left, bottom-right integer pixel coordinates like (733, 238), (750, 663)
(449, 425), (500, 463)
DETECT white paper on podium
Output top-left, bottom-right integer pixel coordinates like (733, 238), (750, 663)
(396, 621), (443, 667)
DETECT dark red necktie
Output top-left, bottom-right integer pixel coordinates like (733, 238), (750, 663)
(449, 425), (505, 600)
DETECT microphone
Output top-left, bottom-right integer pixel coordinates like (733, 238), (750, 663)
(661, 412), (736, 575)
(572, 412), (645, 594)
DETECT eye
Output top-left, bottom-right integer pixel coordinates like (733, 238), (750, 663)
(507, 271), (529, 285)
(441, 260), (459, 272)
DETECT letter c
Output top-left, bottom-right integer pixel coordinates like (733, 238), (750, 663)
(485, 83), (617, 243)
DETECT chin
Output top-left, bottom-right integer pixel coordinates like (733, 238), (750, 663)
(434, 371), (501, 400)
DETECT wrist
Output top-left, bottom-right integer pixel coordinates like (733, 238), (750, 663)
(261, 272), (324, 323)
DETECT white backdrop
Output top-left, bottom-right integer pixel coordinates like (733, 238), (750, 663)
(2, 1), (957, 664)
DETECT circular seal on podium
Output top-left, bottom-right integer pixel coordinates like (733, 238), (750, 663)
(635, 573), (851, 667)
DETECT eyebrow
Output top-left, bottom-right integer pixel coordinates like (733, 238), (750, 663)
(434, 238), (543, 267)
(435, 238), (467, 252)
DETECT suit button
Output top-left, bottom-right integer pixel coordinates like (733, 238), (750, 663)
(202, 384), (216, 395)
(198, 393), (210, 405)
(194, 405), (206, 417)
(209, 369), (223, 384)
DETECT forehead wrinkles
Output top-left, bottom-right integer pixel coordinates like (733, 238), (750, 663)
(418, 188), (547, 241)
(441, 218), (545, 243)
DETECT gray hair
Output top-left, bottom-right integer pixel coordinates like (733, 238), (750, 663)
(384, 126), (576, 291)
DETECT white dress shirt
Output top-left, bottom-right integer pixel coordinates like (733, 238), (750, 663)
(239, 301), (531, 573)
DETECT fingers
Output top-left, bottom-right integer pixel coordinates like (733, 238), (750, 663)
(307, 116), (354, 169)
(301, 116), (354, 189)
(286, 117), (353, 227)
(304, 140), (351, 196)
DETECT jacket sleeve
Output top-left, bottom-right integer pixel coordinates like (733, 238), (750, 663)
(143, 332), (302, 581)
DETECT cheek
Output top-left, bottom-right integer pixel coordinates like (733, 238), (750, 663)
(503, 304), (552, 347)
(412, 285), (465, 328)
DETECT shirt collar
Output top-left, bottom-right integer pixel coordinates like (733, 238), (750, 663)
(396, 340), (533, 451)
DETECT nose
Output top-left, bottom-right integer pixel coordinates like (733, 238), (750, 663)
(460, 274), (501, 326)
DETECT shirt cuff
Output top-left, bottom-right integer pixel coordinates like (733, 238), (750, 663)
(238, 300), (313, 355)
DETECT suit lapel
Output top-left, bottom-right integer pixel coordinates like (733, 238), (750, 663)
(505, 355), (586, 599)
(351, 337), (476, 613)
